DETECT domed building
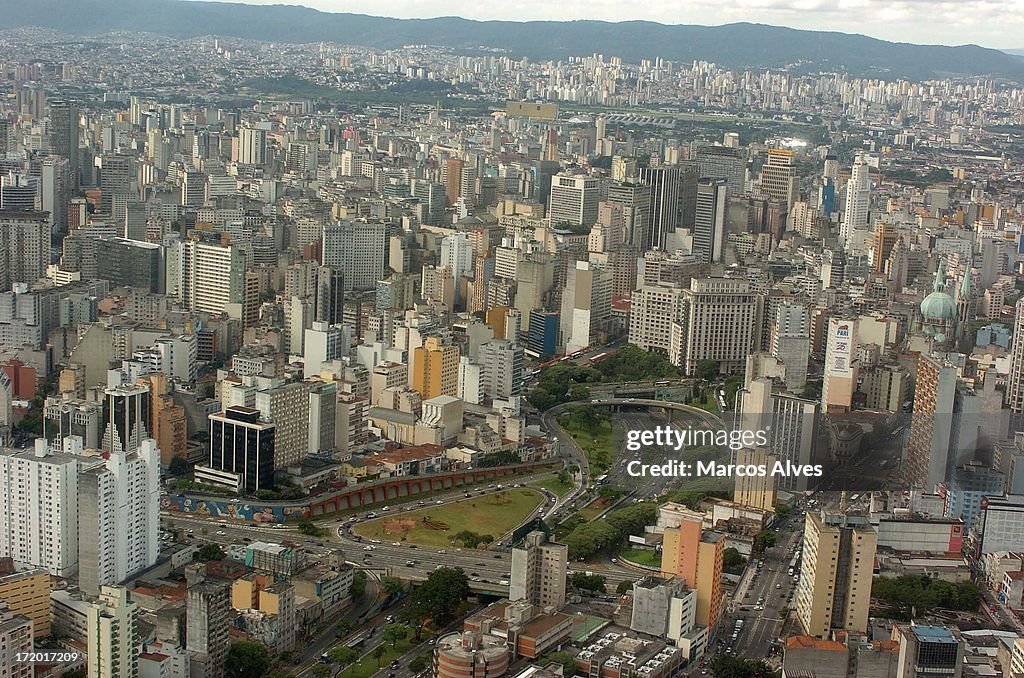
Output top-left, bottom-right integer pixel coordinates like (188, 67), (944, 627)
(916, 260), (956, 347)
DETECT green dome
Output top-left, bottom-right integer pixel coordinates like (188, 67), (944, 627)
(921, 291), (956, 320)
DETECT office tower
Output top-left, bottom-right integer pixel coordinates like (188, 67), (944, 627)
(821, 318), (858, 413)
(411, 180), (445, 226)
(40, 157), (70, 232)
(86, 586), (139, 678)
(674, 278), (762, 375)
(0, 173), (37, 211)
(795, 513), (877, 638)
(733, 447), (779, 511)
(308, 381), (338, 455)
(441, 233), (474, 281)
(182, 170), (206, 207)
(1006, 297), (1024, 414)
(100, 153), (134, 215)
(255, 381), (311, 470)
(0, 567), (51, 638)
(49, 100), (80, 189)
(872, 223), (900, 275)
(548, 174), (600, 227)
(629, 284), (685, 355)
(444, 157), (464, 206)
(0, 601), (33, 678)
(588, 201), (626, 253)
(173, 239), (247, 315)
(560, 260), (612, 354)
(638, 166), (681, 250)
(101, 383), (150, 455)
(0, 211), (50, 289)
(78, 438), (160, 596)
(840, 154), (871, 244)
(736, 379), (818, 492)
(693, 178), (727, 263)
(236, 127), (267, 165)
(322, 222), (387, 291)
(905, 354), (980, 492)
(758, 149), (799, 212)
(479, 339), (523, 400)
(894, 625), (964, 678)
(336, 392), (369, 459)
(660, 507), (724, 633)
(304, 321), (345, 380)
(0, 441), (79, 577)
(509, 531), (568, 608)
(187, 566), (231, 678)
(695, 145), (746, 195)
(314, 266), (344, 326)
(771, 303), (810, 392)
(95, 237), (165, 293)
(137, 373), (187, 467)
(514, 252), (553, 331)
(198, 406), (275, 492)
(412, 336), (459, 400)
(606, 181), (653, 249)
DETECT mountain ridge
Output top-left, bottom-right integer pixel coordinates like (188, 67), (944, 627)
(3, 0), (1023, 81)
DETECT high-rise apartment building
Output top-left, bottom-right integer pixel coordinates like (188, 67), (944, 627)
(412, 336), (459, 400)
(0, 441), (79, 577)
(479, 339), (523, 400)
(173, 239), (247, 316)
(198, 406), (276, 492)
(629, 284), (685, 355)
(693, 179), (727, 264)
(0, 211), (50, 289)
(86, 586), (138, 678)
(236, 127), (267, 166)
(509, 531), (568, 609)
(771, 303), (810, 392)
(639, 166), (681, 250)
(444, 157), (465, 207)
(673, 278), (762, 375)
(322, 222), (387, 291)
(78, 438), (160, 596)
(0, 601), (32, 678)
(1006, 297), (1024, 414)
(548, 174), (600, 227)
(659, 506), (724, 634)
(560, 260), (612, 354)
(0, 566), (51, 638)
(795, 512), (876, 638)
(186, 565), (231, 678)
(733, 447), (779, 512)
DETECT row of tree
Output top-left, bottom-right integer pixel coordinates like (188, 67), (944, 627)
(562, 502), (657, 559)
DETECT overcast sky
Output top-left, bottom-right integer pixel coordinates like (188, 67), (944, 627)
(215, 0), (1022, 49)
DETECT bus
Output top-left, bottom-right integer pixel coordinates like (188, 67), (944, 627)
(590, 352), (609, 364)
(595, 474), (608, 485)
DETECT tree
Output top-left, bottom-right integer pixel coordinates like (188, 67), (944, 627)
(383, 623), (407, 648)
(568, 572), (607, 592)
(298, 521), (325, 537)
(695, 359), (720, 381)
(709, 655), (778, 678)
(723, 548), (745, 572)
(328, 646), (358, 672)
(312, 666), (332, 678)
(351, 570), (367, 599)
(168, 456), (189, 475)
(194, 544), (225, 562)
(381, 576), (405, 597)
(409, 567), (470, 637)
(542, 651), (579, 676)
(62, 670), (86, 678)
(336, 619), (354, 638)
(225, 641), (272, 678)
(373, 645), (386, 667)
(754, 531), (777, 554)
(558, 469), (570, 485)
(409, 655), (429, 673)
(616, 580), (632, 595)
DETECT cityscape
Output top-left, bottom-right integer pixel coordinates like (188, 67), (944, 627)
(0, 4), (1022, 678)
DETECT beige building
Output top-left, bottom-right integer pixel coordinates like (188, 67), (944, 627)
(0, 566), (51, 637)
(732, 447), (778, 512)
(672, 278), (763, 375)
(821, 318), (859, 413)
(412, 336), (459, 400)
(510, 531), (567, 609)
(795, 513), (876, 638)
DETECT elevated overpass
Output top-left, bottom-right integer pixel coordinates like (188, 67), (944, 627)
(587, 397), (724, 428)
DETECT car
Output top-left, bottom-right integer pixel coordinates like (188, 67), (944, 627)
(216, 530), (226, 536)
(382, 506), (391, 512)
(429, 638), (436, 645)
(386, 615), (395, 623)
(364, 545), (375, 551)
(438, 549), (447, 554)
(702, 671), (708, 675)
(493, 554), (502, 559)
(393, 542), (401, 546)
(776, 583), (782, 589)
(436, 500), (443, 504)
(471, 572), (479, 576)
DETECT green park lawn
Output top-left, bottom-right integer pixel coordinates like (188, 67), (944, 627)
(352, 489), (544, 548)
(537, 474), (575, 497)
(619, 547), (663, 568)
(558, 416), (615, 474)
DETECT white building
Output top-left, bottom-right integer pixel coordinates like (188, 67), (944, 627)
(0, 440), (79, 577)
(304, 321), (347, 379)
(322, 222), (387, 291)
(737, 378), (819, 492)
(770, 303), (810, 392)
(458, 356), (484, 406)
(86, 586), (139, 678)
(479, 339), (523, 401)
(672, 278), (762, 375)
(549, 174), (600, 227)
(629, 284), (685, 355)
(560, 260), (612, 354)
(840, 154), (871, 245)
(440, 233), (474, 281)
(171, 240), (246, 316)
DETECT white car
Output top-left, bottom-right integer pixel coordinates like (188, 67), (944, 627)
(216, 530), (226, 536)
(364, 545), (375, 551)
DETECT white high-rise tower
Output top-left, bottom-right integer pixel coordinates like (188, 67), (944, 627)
(840, 154), (871, 244)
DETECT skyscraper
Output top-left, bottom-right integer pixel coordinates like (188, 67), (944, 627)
(101, 383), (150, 455)
(821, 318), (858, 413)
(314, 266), (345, 326)
(509, 531), (568, 608)
(840, 154), (871, 244)
(49, 100), (80, 189)
(674, 278), (762, 375)
(548, 174), (600, 227)
(78, 438), (160, 596)
(757, 149), (799, 213)
(321, 222), (387, 291)
(444, 157), (464, 207)
(693, 178), (727, 263)
(629, 284), (685, 355)
(412, 336), (459, 400)
(186, 565), (231, 678)
(236, 127), (267, 165)
(173, 239), (247, 316)
(199, 406), (276, 492)
(1006, 297), (1024, 414)
(770, 303), (810, 392)
(560, 260), (612, 354)
(795, 512), (876, 638)
(659, 506), (724, 634)
(0, 211), (50, 288)
(695, 145), (746, 196)
(639, 166), (681, 250)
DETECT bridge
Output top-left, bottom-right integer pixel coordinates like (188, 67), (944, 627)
(586, 397), (725, 427)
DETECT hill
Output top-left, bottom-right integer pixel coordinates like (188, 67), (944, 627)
(2, 0), (1022, 81)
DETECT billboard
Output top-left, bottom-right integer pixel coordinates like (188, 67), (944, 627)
(827, 320), (853, 376)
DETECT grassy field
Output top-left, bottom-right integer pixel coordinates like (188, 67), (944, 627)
(576, 500), (607, 521)
(620, 547), (663, 568)
(558, 416), (616, 474)
(353, 489), (544, 547)
(346, 628), (416, 678)
(537, 475), (574, 497)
